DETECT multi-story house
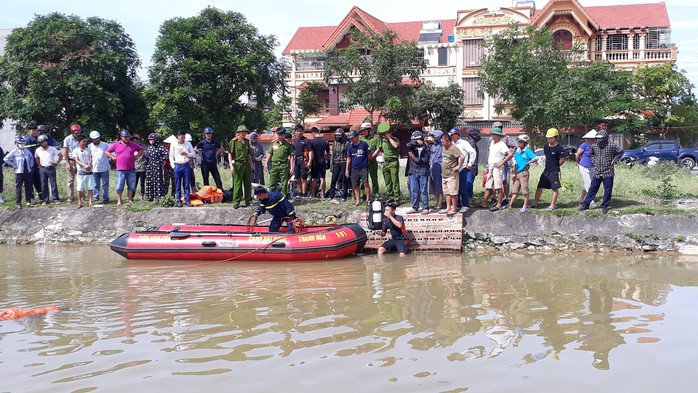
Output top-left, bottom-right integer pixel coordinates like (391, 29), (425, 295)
(283, 0), (677, 132)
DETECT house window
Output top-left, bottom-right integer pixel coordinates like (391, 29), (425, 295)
(414, 48), (425, 66)
(606, 34), (628, 51)
(594, 36), (602, 51)
(463, 39), (484, 67)
(463, 78), (483, 105)
(438, 47), (448, 66)
(646, 28), (670, 49)
(553, 30), (573, 50)
(633, 33), (640, 50)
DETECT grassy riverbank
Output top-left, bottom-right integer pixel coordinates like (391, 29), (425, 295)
(2, 161), (696, 216)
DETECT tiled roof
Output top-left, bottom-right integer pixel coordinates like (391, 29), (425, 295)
(282, 25), (337, 54)
(282, 7), (456, 54)
(584, 3), (670, 29)
(532, 1), (670, 30)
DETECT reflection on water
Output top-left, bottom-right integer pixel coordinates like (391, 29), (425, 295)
(1, 246), (698, 392)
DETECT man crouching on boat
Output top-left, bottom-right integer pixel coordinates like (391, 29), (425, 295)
(253, 185), (297, 233)
(377, 202), (407, 257)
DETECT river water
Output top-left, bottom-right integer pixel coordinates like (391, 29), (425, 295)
(2, 246), (698, 393)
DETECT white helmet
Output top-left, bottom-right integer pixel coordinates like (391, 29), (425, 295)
(185, 133), (192, 142)
(89, 131), (101, 139)
(517, 134), (530, 143)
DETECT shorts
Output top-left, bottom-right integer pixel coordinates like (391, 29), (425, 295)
(442, 174), (459, 196)
(310, 161), (326, 180)
(502, 164), (511, 182)
(579, 165), (593, 192)
(76, 173), (95, 192)
(115, 169), (137, 193)
(511, 170), (530, 195)
(485, 166), (504, 190)
(537, 170), (561, 190)
(381, 239), (407, 254)
(429, 165), (442, 194)
(293, 158), (308, 179)
(350, 167), (368, 188)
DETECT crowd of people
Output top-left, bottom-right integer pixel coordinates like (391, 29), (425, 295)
(1, 120), (623, 217)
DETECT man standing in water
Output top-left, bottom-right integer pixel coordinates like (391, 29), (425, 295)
(377, 203), (407, 257)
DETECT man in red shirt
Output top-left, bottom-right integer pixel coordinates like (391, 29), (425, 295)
(106, 130), (144, 206)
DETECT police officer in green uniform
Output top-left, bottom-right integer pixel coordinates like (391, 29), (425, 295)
(373, 122), (401, 204)
(265, 127), (294, 196)
(228, 125), (253, 207)
(360, 122), (380, 197)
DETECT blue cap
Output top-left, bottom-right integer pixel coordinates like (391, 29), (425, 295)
(120, 130), (131, 137)
(348, 130), (359, 138)
(449, 127), (460, 135)
(250, 132), (259, 139)
(204, 127), (213, 134)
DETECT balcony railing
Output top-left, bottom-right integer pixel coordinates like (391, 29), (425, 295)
(590, 48), (677, 62)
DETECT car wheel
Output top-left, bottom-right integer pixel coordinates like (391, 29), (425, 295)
(680, 157), (695, 170)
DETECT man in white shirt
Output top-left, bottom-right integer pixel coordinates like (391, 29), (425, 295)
(34, 135), (63, 204)
(169, 130), (196, 207)
(448, 128), (477, 212)
(89, 131), (112, 204)
(479, 128), (513, 211)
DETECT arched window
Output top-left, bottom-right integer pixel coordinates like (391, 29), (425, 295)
(553, 30), (573, 50)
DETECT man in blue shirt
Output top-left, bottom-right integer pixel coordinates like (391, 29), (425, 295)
(507, 135), (539, 213)
(252, 186), (297, 233)
(194, 127), (223, 189)
(345, 130), (371, 206)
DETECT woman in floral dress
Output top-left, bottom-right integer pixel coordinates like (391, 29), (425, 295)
(144, 133), (169, 201)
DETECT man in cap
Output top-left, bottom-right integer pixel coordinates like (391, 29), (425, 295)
(308, 127), (330, 198)
(33, 134), (63, 205)
(507, 134), (539, 213)
(346, 129), (371, 206)
(449, 127), (477, 212)
(37, 124), (59, 147)
(88, 131), (111, 204)
(439, 133), (465, 216)
(63, 124), (82, 203)
(328, 128), (350, 199)
(291, 124), (309, 196)
(195, 127), (223, 189)
(360, 122), (380, 196)
(25, 124), (42, 202)
(106, 130), (144, 206)
(372, 122), (401, 204)
(479, 128), (513, 211)
(406, 130), (430, 214)
(252, 185), (298, 233)
(4, 136), (35, 209)
(265, 127), (294, 196)
(249, 131), (265, 185)
(532, 128), (566, 210)
(228, 125), (253, 207)
(580, 123), (623, 214)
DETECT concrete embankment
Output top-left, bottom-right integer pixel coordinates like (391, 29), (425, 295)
(0, 206), (696, 255)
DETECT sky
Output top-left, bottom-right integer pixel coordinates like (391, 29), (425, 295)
(1, 0), (696, 86)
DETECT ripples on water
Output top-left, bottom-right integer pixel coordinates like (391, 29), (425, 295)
(1, 245), (698, 392)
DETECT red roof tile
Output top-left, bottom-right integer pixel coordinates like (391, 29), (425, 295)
(283, 7), (456, 54)
(282, 25), (337, 54)
(584, 3), (670, 29)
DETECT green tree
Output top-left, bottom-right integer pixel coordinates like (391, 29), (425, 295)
(295, 81), (325, 125)
(411, 83), (464, 130)
(631, 63), (696, 135)
(0, 13), (145, 137)
(479, 24), (570, 134)
(324, 28), (426, 127)
(149, 7), (287, 139)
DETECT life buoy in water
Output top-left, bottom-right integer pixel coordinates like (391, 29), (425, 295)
(0, 306), (60, 320)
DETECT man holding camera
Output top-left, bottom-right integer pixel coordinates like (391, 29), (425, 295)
(406, 131), (430, 214)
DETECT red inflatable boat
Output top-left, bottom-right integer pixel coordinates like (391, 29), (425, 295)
(110, 223), (367, 261)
